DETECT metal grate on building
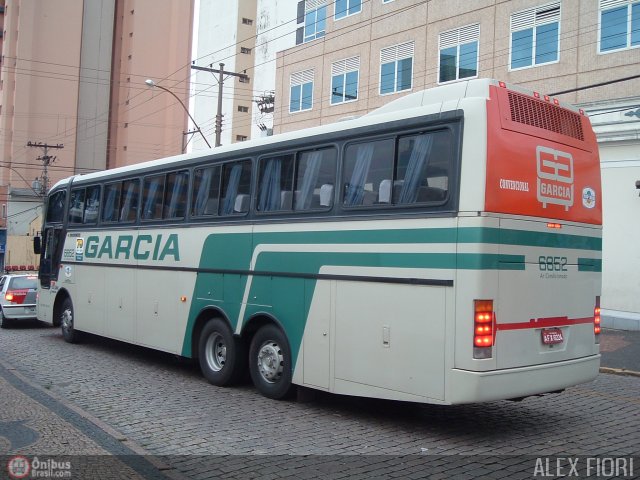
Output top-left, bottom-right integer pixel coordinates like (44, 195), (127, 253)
(508, 91), (584, 141)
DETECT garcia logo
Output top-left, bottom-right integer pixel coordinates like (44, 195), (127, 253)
(85, 233), (180, 261)
(582, 187), (596, 209)
(536, 146), (574, 211)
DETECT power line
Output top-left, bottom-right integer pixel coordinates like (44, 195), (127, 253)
(2, 1), (638, 160)
(549, 74), (640, 96)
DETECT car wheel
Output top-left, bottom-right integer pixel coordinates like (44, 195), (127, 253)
(0, 311), (10, 329)
(199, 318), (246, 386)
(249, 324), (294, 400)
(60, 297), (80, 343)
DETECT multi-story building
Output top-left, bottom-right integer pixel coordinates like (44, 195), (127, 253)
(192, 0), (258, 148)
(0, 0), (194, 268)
(273, 0), (640, 329)
(193, 0), (298, 147)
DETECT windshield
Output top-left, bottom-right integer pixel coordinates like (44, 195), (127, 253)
(8, 276), (38, 290)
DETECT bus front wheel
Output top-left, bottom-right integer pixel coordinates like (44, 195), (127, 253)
(249, 325), (294, 400)
(199, 318), (245, 386)
(60, 297), (80, 343)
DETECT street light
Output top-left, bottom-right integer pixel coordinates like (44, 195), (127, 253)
(144, 79), (212, 149)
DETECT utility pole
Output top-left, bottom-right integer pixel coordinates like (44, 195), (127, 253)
(191, 63), (249, 147)
(26, 141), (64, 196)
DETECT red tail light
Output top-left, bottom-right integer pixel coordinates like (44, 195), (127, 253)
(5, 289), (28, 304)
(474, 300), (495, 358)
(594, 296), (601, 343)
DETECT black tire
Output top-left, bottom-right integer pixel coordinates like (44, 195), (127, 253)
(199, 318), (246, 386)
(0, 311), (11, 329)
(60, 297), (80, 343)
(249, 324), (294, 400)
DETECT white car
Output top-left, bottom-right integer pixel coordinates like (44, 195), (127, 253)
(0, 274), (38, 328)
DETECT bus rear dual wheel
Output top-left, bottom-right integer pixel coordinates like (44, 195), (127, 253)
(248, 324), (294, 400)
(199, 320), (293, 400)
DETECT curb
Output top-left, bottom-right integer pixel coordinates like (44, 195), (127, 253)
(599, 367), (640, 378)
(0, 358), (188, 480)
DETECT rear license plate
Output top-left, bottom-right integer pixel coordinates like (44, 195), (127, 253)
(541, 328), (564, 345)
(25, 307), (35, 314)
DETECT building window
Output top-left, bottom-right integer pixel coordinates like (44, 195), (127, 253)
(335, 0), (361, 19)
(510, 2), (560, 70)
(242, 17), (253, 25)
(304, 1), (326, 42)
(241, 47), (252, 54)
(599, 0), (640, 52)
(331, 56), (359, 104)
(296, 1), (326, 44)
(238, 105), (249, 113)
(380, 42), (414, 95)
(236, 135), (248, 142)
(439, 24), (480, 83)
(290, 69), (314, 112)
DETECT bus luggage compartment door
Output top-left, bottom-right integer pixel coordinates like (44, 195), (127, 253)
(334, 278), (447, 401)
(494, 219), (600, 370)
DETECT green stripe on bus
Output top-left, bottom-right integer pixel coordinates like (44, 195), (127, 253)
(181, 226), (598, 358)
(205, 227), (600, 250)
(458, 228), (602, 251)
(578, 258), (602, 272)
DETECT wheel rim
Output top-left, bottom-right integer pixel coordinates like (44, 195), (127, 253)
(205, 332), (227, 372)
(61, 308), (73, 334)
(256, 340), (284, 384)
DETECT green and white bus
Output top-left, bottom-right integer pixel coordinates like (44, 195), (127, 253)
(35, 79), (602, 404)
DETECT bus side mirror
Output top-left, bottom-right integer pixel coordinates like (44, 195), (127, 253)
(33, 236), (42, 255)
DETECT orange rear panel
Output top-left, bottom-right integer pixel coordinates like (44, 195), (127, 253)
(485, 85), (602, 225)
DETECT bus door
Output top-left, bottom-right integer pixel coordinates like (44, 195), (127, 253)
(37, 226), (66, 323)
(39, 226), (65, 289)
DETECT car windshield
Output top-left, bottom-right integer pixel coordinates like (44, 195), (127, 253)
(8, 276), (37, 290)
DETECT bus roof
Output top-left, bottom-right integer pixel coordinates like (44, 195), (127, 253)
(51, 78), (580, 191)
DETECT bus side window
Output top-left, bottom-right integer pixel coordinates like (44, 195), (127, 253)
(119, 179), (140, 222)
(46, 190), (66, 224)
(102, 182), (122, 223)
(257, 154), (294, 212)
(163, 170), (189, 219)
(396, 131), (450, 205)
(192, 166), (221, 217)
(394, 133), (434, 204)
(343, 139), (394, 207)
(142, 175), (165, 221)
(294, 148), (337, 211)
(68, 188), (85, 224)
(84, 185), (100, 224)
(220, 160), (251, 216)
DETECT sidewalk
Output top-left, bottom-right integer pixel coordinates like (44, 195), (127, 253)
(0, 361), (181, 480)
(600, 328), (640, 375)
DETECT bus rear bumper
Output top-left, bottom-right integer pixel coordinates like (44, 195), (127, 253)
(449, 354), (601, 404)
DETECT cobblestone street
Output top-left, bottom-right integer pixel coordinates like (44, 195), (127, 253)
(0, 323), (638, 479)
